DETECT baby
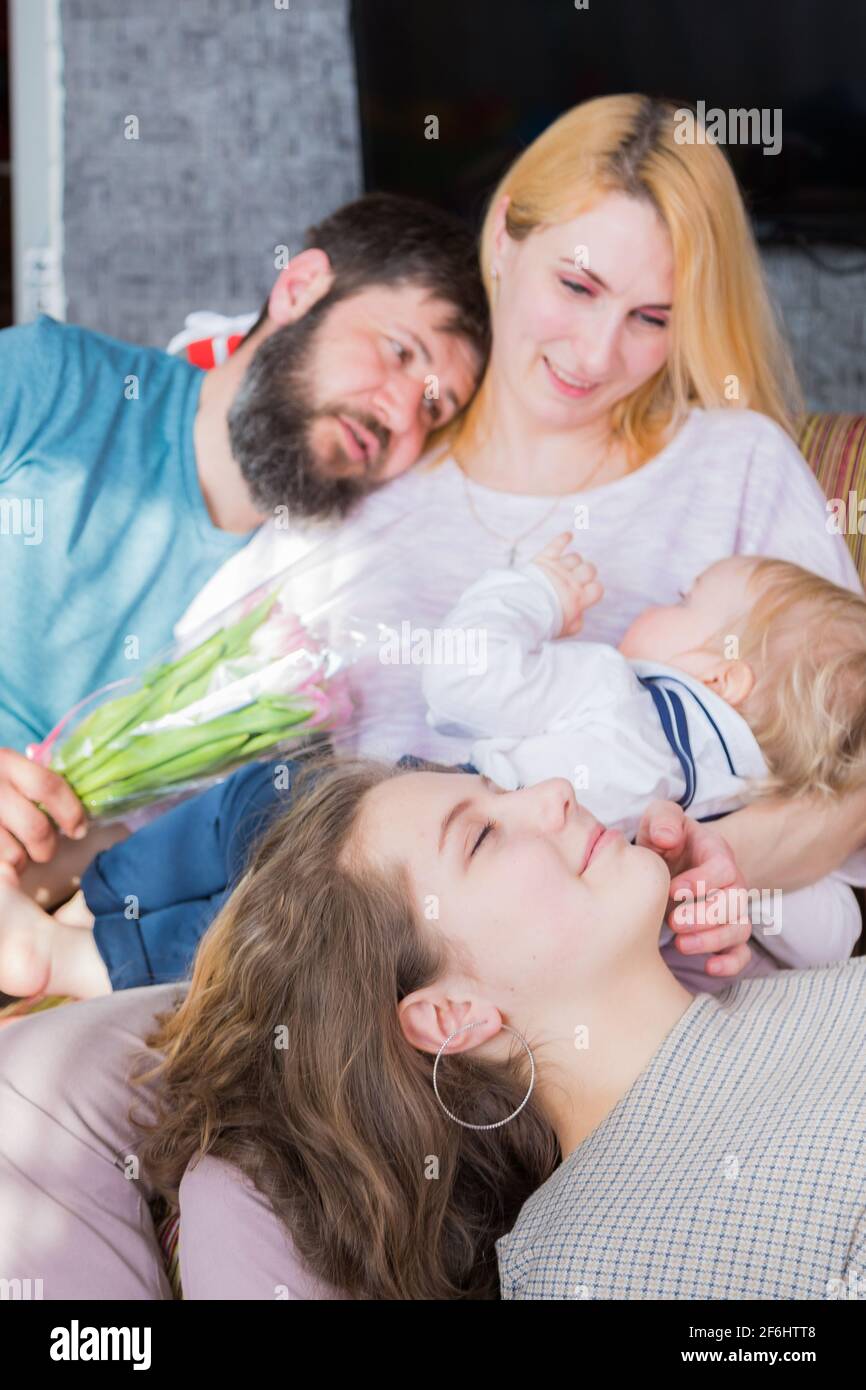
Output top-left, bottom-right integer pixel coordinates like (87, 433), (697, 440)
(424, 534), (866, 972)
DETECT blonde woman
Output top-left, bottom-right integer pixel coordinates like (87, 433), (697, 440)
(176, 92), (866, 967)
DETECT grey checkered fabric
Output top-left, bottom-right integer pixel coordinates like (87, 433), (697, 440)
(496, 959), (866, 1300)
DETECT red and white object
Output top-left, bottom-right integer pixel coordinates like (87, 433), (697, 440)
(166, 310), (258, 368)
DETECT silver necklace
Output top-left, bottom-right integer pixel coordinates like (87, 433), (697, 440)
(460, 445), (612, 566)
(461, 471), (561, 567)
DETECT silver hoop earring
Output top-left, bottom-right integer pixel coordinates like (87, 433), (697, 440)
(433, 1021), (536, 1130)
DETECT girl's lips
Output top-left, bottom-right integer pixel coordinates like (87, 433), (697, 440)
(580, 824), (603, 873)
(543, 356), (599, 400)
(581, 826), (622, 873)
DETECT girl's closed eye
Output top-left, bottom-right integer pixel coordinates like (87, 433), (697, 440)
(471, 820), (496, 856)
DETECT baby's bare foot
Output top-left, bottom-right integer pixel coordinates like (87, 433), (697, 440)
(0, 879), (53, 999)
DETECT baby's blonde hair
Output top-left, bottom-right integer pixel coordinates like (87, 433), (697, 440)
(735, 559), (866, 799)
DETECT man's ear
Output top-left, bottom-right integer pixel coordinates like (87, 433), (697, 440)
(266, 248), (335, 326)
(398, 988), (503, 1057)
(701, 657), (756, 708)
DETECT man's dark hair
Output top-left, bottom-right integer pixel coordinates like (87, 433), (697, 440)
(246, 191), (489, 365)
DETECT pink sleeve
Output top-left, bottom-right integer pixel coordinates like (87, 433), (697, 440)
(178, 1154), (351, 1300)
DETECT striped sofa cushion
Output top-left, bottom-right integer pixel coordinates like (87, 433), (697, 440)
(152, 1201), (183, 1298)
(798, 413), (866, 582)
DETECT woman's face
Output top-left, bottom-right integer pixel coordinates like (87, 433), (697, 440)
(351, 771), (670, 1016)
(491, 190), (674, 431)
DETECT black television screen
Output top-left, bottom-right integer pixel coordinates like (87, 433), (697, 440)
(350, 0), (866, 245)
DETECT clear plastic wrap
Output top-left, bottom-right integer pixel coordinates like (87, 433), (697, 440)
(27, 539), (391, 822)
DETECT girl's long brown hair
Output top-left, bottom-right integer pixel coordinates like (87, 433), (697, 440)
(132, 755), (560, 1299)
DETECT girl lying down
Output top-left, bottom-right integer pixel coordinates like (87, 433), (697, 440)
(0, 755), (864, 1300)
(1, 541), (865, 1004)
(0, 751), (753, 1005)
(423, 535), (866, 970)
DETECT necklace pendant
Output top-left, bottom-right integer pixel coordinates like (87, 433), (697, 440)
(507, 545), (517, 568)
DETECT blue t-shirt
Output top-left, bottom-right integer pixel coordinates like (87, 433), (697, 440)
(0, 315), (256, 751)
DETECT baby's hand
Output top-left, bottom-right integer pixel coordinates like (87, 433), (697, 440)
(531, 533), (603, 637)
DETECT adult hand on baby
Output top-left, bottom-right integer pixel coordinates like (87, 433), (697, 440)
(530, 532), (604, 637)
(636, 800), (753, 979)
(0, 748), (87, 882)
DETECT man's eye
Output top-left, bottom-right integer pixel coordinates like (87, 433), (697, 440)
(424, 397), (442, 424)
(471, 820), (496, 856)
(389, 338), (410, 361)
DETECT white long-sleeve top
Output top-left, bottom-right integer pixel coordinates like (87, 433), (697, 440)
(423, 561), (769, 836)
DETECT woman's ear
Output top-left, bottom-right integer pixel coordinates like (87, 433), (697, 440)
(702, 657), (756, 707)
(266, 249), (335, 327)
(398, 989), (503, 1057)
(489, 194), (513, 276)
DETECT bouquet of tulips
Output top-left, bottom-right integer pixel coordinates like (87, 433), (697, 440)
(29, 554), (375, 821)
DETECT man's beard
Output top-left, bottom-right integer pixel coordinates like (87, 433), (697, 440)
(227, 302), (392, 523)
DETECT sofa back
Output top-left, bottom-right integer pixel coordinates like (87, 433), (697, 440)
(799, 414), (866, 583)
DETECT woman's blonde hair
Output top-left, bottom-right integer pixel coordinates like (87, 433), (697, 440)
(735, 559), (866, 799)
(132, 754), (559, 1300)
(450, 93), (802, 468)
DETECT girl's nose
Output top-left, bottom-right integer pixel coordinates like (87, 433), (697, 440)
(521, 778), (575, 832)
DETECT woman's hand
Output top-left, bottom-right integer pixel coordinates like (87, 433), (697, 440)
(530, 532), (604, 637)
(636, 800), (753, 979)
